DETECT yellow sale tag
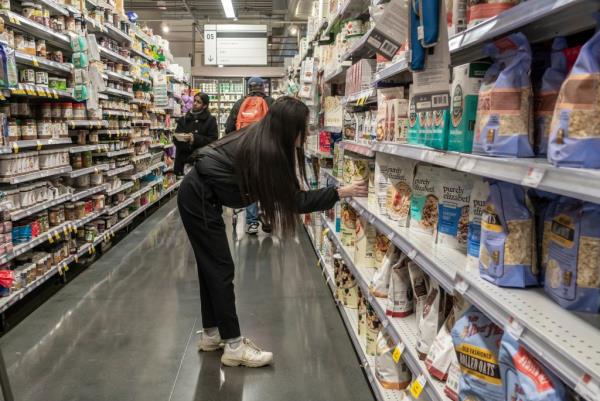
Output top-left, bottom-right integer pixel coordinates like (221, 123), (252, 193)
(63, 227), (68, 236)
(64, 264), (69, 272)
(12, 143), (18, 153)
(36, 88), (45, 97)
(54, 232), (60, 241)
(53, 91), (59, 99)
(32, 57), (39, 67)
(36, 140), (42, 151)
(74, 255), (79, 263)
(48, 234), (54, 244)
(392, 343), (405, 364)
(25, 87), (36, 96)
(0, 93), (5, 100)
(410, 375), (426, 399)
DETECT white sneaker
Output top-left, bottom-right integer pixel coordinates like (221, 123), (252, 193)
(197, 330), (224, 352)
(221, 338), (273, 367)
(246, 222), (259, 235)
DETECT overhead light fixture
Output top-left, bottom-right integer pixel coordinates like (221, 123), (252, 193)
(221, 0), (236, 19)
(161, 24), (169, 33)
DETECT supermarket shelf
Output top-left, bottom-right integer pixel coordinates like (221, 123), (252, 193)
(68, 163), (110, 178)
(343, 88), (376, 106)
(103, 22), (132, 44)
(95, 148), (134, 157)
(0, 138), (72, 153)
(164, 143), (174, 150)
(131, 153), (151, 163)
(130, 136), (151, 143)
(372, 142), (600, 204)
(68, 120), (108, 129)
(0, 165), (72, 184)
(129, 47), (154, 62)
(134, 76), (152, 86)
(341, 140), (375, 157)
(102, 110), (133, 117)
(127, 162), (165, 180)
(71, 184), (107, 202)
(128, 180), (161, 199)
(38, 0), (71, 16)
(305, 149), (333, 159)
(449, 0), (599, 66)
(322, 216), (452, 401)
(324, 63), (350, 83)
(0, 10), (70, 50)
(321, 168), (340, 185)
(102, 87), (134, 99)
(99, 46), (132, 65)
(4, 84), (73, 100)
(10, 192), (72, 221)
(131, 119), (151, 126)
(105, 181), (133, 196)
(15, 51), (73, 75)
(323, 0), (369, 36)
(373, 57), (410, 84)
(338, 194), (600, 401)
(130, 98), (152, 106)
(105, 197), (134, 215)
(104, 164), (134, 177)
(105, 70), (134, 83)
(341, 27), (375, 62)
(149, 143), (164, 149)
(69, 144), (106, 153)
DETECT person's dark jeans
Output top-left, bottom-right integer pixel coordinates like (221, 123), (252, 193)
(246, 203), (258, 225)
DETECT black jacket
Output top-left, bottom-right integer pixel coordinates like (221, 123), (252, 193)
(224, 92), (275, 134)
(175, 108), (218, 150)
(193, 130), (339, 211)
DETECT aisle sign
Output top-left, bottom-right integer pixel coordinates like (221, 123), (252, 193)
(204, 25), (267, 66)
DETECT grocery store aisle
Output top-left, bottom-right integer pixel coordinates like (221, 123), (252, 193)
(0, 198), (373, 401)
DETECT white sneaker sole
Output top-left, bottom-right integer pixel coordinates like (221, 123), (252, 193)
(221, 356), (273, 368)
(197, 342), (224, 352)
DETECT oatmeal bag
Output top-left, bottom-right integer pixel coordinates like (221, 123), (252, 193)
(340, 262), (359, 309)
(467, 178), (490, 267)
(386, 253), (413, 317)
(425, 314), (455, 381)
(366, 302), (381, 356)
(467, 0), (519, 28)
(480, 181), (538, 287)
(355, 216), (377, 269)
(416, 281), (446, 360)
(499, 331), (568, 401)
(451, 305), (505, 401)
(545, 198), (600, 313)
(528, 190), (560, 285)
(375, 232), (392, 268)
(374, 153), (415, 224)
(449, 62), (490, 153)
(437, 170), (473, 252)
(370, 245), (400, 298)
(408, 261), (430, 322)
(548, 16), (600, 168)
(375, 331), (412, 390)
(535, 38), (580, 156)
(340, 201), (358, 248)
(410, 165), (441, 237)
(473, 33), (535, 158)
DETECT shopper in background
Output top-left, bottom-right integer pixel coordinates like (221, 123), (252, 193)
(173, 93), (218, 177)
(225, 77), (275, 235)
(178, 97), (367, 368)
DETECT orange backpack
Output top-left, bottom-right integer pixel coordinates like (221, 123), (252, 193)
(236, 96), (269, 130)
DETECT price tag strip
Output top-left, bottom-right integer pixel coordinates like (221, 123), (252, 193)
(409, 374), (427, 399)
(392, 343), (405, 364)
(521, 167), (546, 188)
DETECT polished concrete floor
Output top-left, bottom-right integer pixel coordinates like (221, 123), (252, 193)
(0, 198), (374, 401)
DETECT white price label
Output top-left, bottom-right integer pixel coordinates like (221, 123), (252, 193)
(521, 167), (546, 188)
(382, 319), (389, 328)
(507, 316), (525, 339)
(387, 232), (395, 241)
(417, 26), (424, 41)
(458, 157), (477, 172)
(455, 278), (469, 295)
(575, 374), (600, 401)
(408, 249), (417, 259)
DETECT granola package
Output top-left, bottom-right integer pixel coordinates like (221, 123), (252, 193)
(410, 165), (441, 237)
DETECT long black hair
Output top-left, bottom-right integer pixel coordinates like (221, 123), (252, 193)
(234, 96), (309, 234)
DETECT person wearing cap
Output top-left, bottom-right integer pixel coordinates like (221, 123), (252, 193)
(225, 77), (275, 234)
(173, 92), (218, 177)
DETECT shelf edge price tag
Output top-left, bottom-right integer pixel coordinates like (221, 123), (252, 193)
(32, 56), (39, 67)
(575, 374), (600, 401)
(521, 167), (546, 188)
(408, 248), (417, 259)
(54, 232), (60, 241)
(36, 140), (42, 151)
(12, 142), (19, 153)
(392, 343), (405, 364)
(410, 375), (426, 399)
(507, 316), (525, 339)
(47, 233), (53, 244)
(455, 277), (469, 295)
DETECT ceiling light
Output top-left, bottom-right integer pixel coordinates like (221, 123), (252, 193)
(162, 24), (169, 33)
(221, 0), (236, 19)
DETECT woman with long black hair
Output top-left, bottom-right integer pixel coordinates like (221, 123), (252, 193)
(177, 97), (367, 368)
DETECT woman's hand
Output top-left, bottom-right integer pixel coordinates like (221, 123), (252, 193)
(337, 181), (368, 199)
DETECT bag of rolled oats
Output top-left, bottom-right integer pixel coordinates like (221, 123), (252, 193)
(473, 33), (535, 158)
(340, 261), (359, 309)
(340, 201), (358, 247)
(375, 232), (392, 269)
(467, 178), (490, 267)
(386, 253), (413, 317)
(548, 15), (600, 168)
(375, 331), (412, 390)
(366, 302), (381, 356)
(437, 170), (473, 252)
(480, 181), (538, 287)
(410, 165), (441, 237)
(374, 153), (415, 225)
(370, 245), (400, 298)
(545, 198), (600, 313)
(416, 281), (446, 360)
(355, 215), (377, 269)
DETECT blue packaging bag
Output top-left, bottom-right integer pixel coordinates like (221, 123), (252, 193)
(473, 33), (534, 157)
(499, 331), (567, 401)
(410, 0), (425, 71)
(451, 305), (504, 401)
(419, 0), (440, 48)
(548, 14), (600, 168)
(545, 198), (600, 313)
(480, 181), (538, 287)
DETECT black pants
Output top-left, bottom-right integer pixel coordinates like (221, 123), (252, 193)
(177, 168), (240, 339)
(174, 140), (192, 176)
